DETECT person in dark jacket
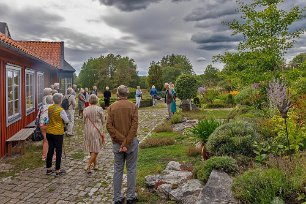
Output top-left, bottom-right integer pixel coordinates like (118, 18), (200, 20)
(104, 86), (111, 108)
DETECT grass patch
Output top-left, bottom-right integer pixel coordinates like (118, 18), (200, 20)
(0, 143), (44, 178)
(153, 121), (173, 133)
(150, 132), (178, 139)
(140, 138), (175, 149)
(182, 108), (232, 120)
(186, 146), (202, 157)
(137, 144), (192, 188)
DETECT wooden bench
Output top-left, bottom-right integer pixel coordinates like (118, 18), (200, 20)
(6, 128), (35, 156)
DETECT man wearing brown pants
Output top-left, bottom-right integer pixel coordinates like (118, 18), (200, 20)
(107, 85), (139, 204)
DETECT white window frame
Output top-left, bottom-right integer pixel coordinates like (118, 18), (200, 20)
(25, 69), (35, 115)
(6, 64), (22, 126)
(37, 72), (44, 107)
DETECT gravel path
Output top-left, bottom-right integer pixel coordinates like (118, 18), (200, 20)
(0, 107), (167, 204)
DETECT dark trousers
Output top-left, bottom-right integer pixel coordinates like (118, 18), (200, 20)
(104, 98), (110, 107)
(46, 133), (64, 170)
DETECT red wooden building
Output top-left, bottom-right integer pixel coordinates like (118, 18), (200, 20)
(0, 22), (75, 157)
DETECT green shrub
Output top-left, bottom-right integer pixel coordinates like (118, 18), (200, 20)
(194, 156), (238, 182)
(191, 119), (221, 144)
(205, 102), (227, 108)
(206, 120), (259, 157)
(234, 86), (257, 105)
(170, 113), (183, 124)
(139, 138), (175, 149)
(232, 168), (291, 204)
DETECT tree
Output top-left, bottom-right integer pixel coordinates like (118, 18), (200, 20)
(78, 54), (139, 90)
(162, 66), (182, 84)
(289, 53), (306, 69)
(202, 64), (221, 87)
(215, 0), (305, 75)
(147, 62), (163, 90)
(175, 74), (199, 110)
(160, 54), (194, 74)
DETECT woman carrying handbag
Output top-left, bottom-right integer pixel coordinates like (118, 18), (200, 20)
(83, 94), (106, 174)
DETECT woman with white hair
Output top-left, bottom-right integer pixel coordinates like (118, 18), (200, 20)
(135, 86), (142, 108)
(38, 95), (54, 160)
(42, 88), (52, 105)
(78, 89), (86, 118)
(46, 93), (70, 176)
(83, 94), (105, 173)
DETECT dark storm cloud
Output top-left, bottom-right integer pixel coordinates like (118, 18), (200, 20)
(0, 2), (138, 72)
(97, 0), (190, 12)
(191, 33), (242, 44)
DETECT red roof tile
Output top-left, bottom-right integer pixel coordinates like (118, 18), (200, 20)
(0, 33), (43, 61)
(17, 41), (62, 68)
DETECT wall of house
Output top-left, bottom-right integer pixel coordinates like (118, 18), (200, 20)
(0, 48), (57, 157)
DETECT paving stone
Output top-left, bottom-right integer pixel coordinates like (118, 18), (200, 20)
(0, 108), (167, 203)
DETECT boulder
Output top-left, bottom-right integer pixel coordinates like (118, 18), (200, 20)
(195, 170), (238, 204)
(145, 171), (192, 188)
(169, 179), (203, 201)
(172, 119), (198, 132)
(165, 161), (181, 171)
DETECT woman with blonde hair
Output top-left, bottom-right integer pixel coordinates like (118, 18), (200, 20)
(83, 94), (105, 173)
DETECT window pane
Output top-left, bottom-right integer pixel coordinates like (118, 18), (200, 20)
(14, 71), (19, 85)
(8, 101), (13, 117)
(7, 71), (13, 86)
(14, 99), (19, 115)
(8, 85), (13, 101)
(14, 85), (19, 100)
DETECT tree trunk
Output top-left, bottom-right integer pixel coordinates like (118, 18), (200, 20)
(189, 99), (192, 111)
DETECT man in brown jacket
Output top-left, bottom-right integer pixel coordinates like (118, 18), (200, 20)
(107, 85), (139, 204)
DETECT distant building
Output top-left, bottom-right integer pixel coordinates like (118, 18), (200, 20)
(0, 22), (75, 157)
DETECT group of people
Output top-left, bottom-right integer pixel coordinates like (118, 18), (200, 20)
(36, 84), (138, 204)
(77, 86), (112, 118)
(148, 83), (177, 119)
(36, 82), (178, 203)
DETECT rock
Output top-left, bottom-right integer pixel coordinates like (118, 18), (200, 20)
(145, 171), (193, 188)
(169, 179), (203, 202)
(165, 161), (181, 171)
(172, 119), (198, 132)
(156, 183), (172, 199)
(196, 170), (238, 204)
(145, 175), (161, 188)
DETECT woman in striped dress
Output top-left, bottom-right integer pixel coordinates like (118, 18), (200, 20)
(83, 94), (105, 173)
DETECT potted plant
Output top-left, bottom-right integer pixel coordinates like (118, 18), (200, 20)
(191, 119), (221, 159)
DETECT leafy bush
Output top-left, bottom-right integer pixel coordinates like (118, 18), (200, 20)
(234, 86), (257, 105)
(194, 156), (238, 182)
(232, 168), (291, 204)
(186, 146), (201, 157)
(170, 113), (183, 124)
(176, 74), (199, 101)
(139, 138), (175, 149)
(153, 122), (173, 133)
(191, 119), (221, 144)
(206, 120), (259, 157)
(205, 102), (227, 108)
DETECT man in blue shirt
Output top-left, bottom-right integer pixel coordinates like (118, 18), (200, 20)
(149, 85), (158, 106)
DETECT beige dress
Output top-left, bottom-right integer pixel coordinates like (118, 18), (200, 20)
(83, 105), (105, 153)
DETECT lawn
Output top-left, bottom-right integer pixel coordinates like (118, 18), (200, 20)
(182, 108), (232, 120)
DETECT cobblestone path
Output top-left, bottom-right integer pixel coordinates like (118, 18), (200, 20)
(0, 107), (167, 204)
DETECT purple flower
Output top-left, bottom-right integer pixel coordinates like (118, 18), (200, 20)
(252, 83), (260, 90)
(198, 86), (206, 96)
(268, 79), (292, 118)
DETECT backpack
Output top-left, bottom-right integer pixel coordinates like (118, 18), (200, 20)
(32, 126), (43, 141)
(61, 96), (71, 110)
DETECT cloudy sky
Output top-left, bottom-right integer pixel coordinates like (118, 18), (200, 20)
(1, 0), (306, 75)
